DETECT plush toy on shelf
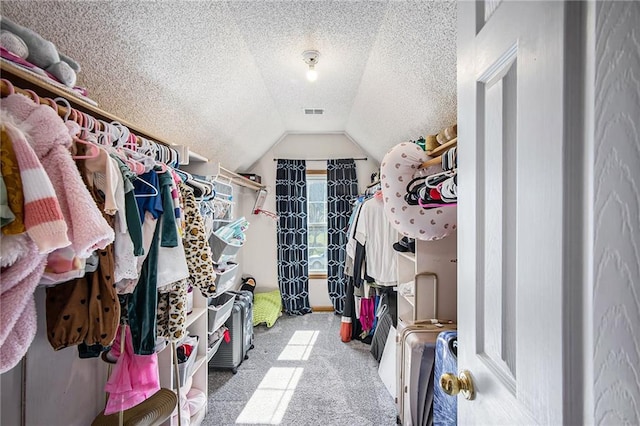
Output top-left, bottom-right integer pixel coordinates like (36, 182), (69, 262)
(0, 17), (81, 87)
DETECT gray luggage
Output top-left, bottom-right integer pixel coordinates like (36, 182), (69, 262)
(209, 291), (254, 374)
(232, 290), (254, 358)
(397, 323), (457, 426)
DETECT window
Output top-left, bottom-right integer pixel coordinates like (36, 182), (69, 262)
(306, 171), (327, 276)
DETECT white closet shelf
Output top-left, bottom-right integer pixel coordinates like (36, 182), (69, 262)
(185, 307), (207, 328)
(403, 294), (415, 308)
(206, 337), (224, 362)
(191, 354), (207, 377)
(397, 251), (416, 262)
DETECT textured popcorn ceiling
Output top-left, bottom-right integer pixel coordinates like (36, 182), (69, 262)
(2, 1), (456, 171)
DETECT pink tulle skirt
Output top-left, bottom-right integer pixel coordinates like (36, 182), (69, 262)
(104, 325), (160, 415)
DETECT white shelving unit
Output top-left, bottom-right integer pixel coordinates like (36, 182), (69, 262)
(158, 289), (210, 425)
(394, 233), (458, 417)
(396, 234), (458, 329)
(155, 169), (254, 425)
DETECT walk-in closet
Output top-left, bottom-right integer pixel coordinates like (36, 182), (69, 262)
(1, 1), (639, 426)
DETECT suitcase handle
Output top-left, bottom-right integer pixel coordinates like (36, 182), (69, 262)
(449, 337), (458, 357)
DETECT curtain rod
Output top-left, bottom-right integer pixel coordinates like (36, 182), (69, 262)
(272, 157), (368, 161)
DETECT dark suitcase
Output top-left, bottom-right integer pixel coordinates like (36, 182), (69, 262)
(433, 331), (457, 426)
(209, 291), (254, 374)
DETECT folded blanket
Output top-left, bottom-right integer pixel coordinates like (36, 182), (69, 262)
(253, 290), (282, 328)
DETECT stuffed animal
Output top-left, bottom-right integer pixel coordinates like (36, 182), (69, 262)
(0, 17), (80, 87)
(241, 276), (256, 293)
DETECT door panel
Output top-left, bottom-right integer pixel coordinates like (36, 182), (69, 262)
(479, 50), (518, 389)
(458, 1), (567, 424)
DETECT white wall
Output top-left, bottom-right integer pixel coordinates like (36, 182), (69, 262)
(591, 2), (640, 424)
(239, 133), (380, 308)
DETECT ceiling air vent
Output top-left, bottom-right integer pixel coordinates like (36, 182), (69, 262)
(303, 108), (324, 115)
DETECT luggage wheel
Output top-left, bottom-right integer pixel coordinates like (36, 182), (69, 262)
(250, 344), (255, 350)
(231, 367), (238, 374)
(244, 354), (249, 360)
(396, 415), (401, 424)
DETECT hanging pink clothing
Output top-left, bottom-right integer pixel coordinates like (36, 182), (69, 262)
(359, 297), (375, 334)
(104, 325), (160, 415)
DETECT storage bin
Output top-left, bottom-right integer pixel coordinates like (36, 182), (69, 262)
(207, 292), (235, 333)
(212, 261), (238, 295)
(177, 336), (199, 387)
(209, 232), (243, 264)
(206, 337), (224, 362)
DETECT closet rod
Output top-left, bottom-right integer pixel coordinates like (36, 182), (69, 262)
(0, 62), (172, 148)
(272, 157), (368, 161)
(218, 165), (266, 191)
(421, 156), (442, 168)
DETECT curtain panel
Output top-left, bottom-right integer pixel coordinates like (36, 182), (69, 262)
(275, 159), (311, 315)
(326, 159), (358, 314)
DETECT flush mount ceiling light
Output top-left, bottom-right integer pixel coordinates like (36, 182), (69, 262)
(302, 50), (320, 82)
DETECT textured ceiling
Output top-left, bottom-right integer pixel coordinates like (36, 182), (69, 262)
(1, 1), (456, 171)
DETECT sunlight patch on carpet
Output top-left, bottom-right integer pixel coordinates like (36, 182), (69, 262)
(235, 367), (304, 424)
(277, 330), (319, 361)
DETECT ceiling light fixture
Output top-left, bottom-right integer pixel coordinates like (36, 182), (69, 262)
(302, 50), (320, 82)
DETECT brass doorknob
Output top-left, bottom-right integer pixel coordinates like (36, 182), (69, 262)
(440, 370), (475, 400)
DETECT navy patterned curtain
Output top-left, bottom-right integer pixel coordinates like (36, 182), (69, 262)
(276, 160), (312, 315)
(327, 159), (358, 314)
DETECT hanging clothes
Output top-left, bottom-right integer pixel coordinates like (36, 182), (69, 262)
(1, 120), (69, 253)
(156, 175), (188, 291)
(354, 195), (398, 286)
(179, 182), (217, 296)
(0, 122), (26, 235)
(127, 169), (163, 355)
(156, 281), (187, 342)
(0, 235), (46, 373)
(2, 93), (114, 286)
(110, 154), (144, 256)
(45, 172), (120, 351)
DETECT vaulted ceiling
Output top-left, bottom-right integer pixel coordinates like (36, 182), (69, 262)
(2, 1), (457, 171)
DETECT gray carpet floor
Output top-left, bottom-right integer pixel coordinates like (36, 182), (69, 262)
(204, 312), (397, 426)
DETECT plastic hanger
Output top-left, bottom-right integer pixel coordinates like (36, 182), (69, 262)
(53, 97), (74, 122)
(65, 109), (100, 160)
(110, 121), (131, 150)
(72, 137), (101, 159)
(133, 175), (159, 198)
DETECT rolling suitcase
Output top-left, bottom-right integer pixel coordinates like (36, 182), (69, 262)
(231, 290), (255, 358)
(209, 291), (254, 374)
(433, 331), (457, 426)
(397, 322), (457, 426)
(209, 299), (245, 373)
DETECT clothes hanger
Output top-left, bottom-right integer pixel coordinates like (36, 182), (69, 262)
(109, 121), (131, 150)
(53, 96), (74, 122)
(133, 174), (159, 198)
(71, 111), (100, 160)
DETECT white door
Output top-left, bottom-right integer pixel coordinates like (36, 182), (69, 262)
(456, 1), (583, 424)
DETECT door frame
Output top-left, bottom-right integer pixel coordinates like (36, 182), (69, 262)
(561, 1), (593, 424)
